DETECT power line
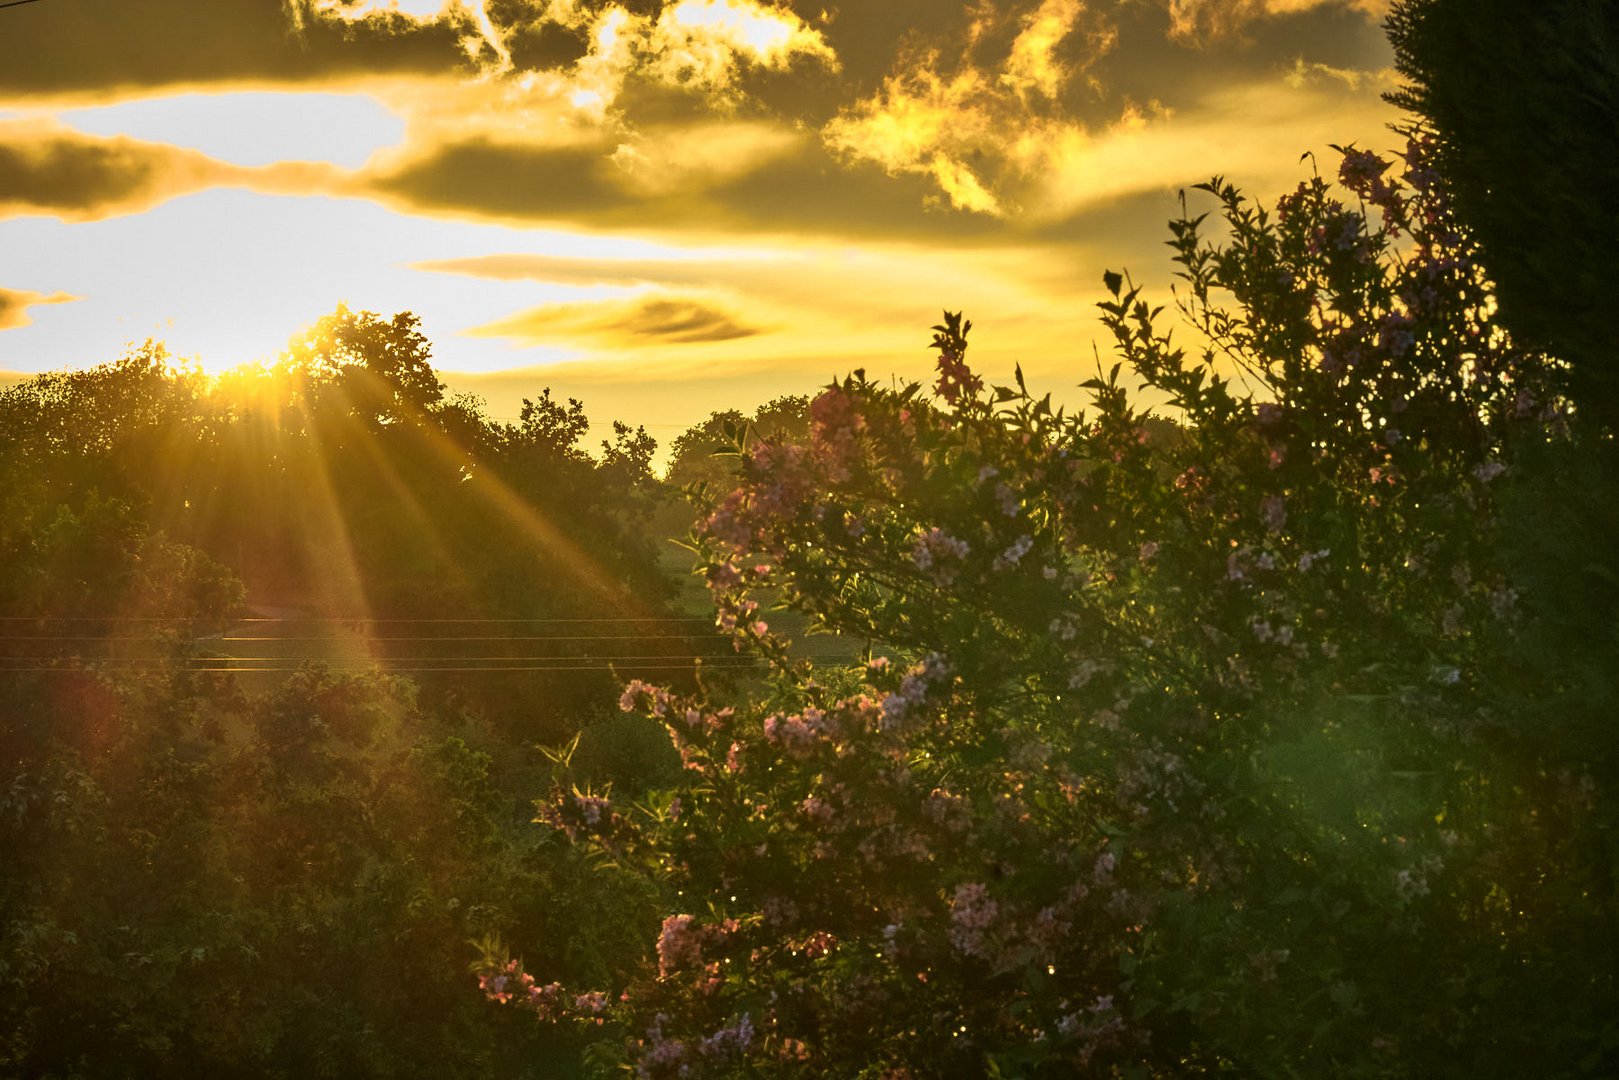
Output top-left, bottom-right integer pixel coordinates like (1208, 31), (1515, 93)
(0, 662), (763, 674)
(0, 655), (750, 664)
(0, 633), (718, 643)
(0, 616), (716, 624)
(0, 0), (49, 10)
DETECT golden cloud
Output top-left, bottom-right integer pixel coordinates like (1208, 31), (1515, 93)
(822, 0), (1120, 217)
(0, 118), (234, 221)
(0, 286), (81, 332)
(608, 118), (803, 196)
(291, 0), (835, 109)
(1026, 74), (1401, 219)
(645, 0), (838, 90)
(0, 117), (350, 222)
(558, 0), (836, 116)
(469, 291), (765, 348)
(823, 63), (1006, 215)
(288, 0), (512, 67)
(824, 0), (1395, 220)
(1003, 0), (1107, 102)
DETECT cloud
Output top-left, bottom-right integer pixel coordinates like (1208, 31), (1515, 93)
(0, 286), (80, 332)
(3, 0), (1393, 237)
(0, 0), (475, 98)
(821, 0), (1119, 218)
(1026, 73), (1400, 219)
(607, 118), (803, 195)
(413, 233), (1086, 372)
(641, 0), (838, 93)
(823, 0), (1395, 220)
(469, 292), (764, 347)
(365, 137), (623, 223)
(287, 0), (836, 108)
(0, 118), (347, 222)
(362, 119), (1004, 243)
(547, 1), (837, 121)
(288, 0), (515, 68)
(1003, 0), (1106, 101)
(0, 118), (234, 221)
(1165, 0), (1390, 46)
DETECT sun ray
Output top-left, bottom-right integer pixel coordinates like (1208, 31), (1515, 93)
(387, 391), (673, 622)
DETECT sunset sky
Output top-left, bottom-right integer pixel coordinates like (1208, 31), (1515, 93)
(0, 0), (1402, 438)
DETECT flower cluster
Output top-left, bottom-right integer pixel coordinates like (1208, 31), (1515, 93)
(493, 140), (1587, 1077)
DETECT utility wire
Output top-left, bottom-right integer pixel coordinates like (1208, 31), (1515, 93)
(0, 616), (716, 624)
(0, 0), (49, 10)
(0, 655), (753, 663)
(0, 633), (719, 642)
(0, 664), (763, 674)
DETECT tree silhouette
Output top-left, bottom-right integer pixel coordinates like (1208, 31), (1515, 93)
(1387, 0), (1619, 429)
(283, 304), (446, 430)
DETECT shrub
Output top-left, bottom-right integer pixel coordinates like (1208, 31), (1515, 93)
(488, 138), (1614, 1077)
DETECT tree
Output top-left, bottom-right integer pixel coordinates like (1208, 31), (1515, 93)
(1387, 0), (1619, 831)
(283, 304), (446, 430)
(664, 396), (810, 491)
(1386, 0), (1619, 429)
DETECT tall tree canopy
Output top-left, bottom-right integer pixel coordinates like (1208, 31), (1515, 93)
(1387, 0), (1619, 428)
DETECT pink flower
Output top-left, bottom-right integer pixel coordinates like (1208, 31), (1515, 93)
(698, 1014), (756, 1059)
(948, 882), (1000, 957)
(800, 794), (834, 824)
(619, 679), (650, 712)
(994, 535), (1034, 570)
(935, 350), (983, 405)
(657, 914), (702, 976)
(575, 793), (609, 826)
(912, 527), (971, 581)
(1339, 146), (1394, 201)
(1261, 494), (1287, 533)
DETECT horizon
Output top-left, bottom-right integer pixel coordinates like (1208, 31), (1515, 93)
(1, 0), (1401, 441)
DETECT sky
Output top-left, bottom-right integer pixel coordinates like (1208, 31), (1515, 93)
(0, 0), (1403, 439)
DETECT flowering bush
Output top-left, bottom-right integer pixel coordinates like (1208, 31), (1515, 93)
(485, 138), (1616, 1076)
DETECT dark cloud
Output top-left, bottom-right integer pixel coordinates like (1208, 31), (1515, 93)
(1081, 0), (1391, 110)
(623, 296), (761, 342)
(471, 293), (763, 346)
(0, 0), (1398, 245)
(369, 138), (619, 223)
(368, 131), (1006, 244)
(808, 1), (980, 87)
(0, 286), (80, 332)
(0, 120), (230, 220)
(698, 146), (1005, 240)
(486, 0), (592, 70)
(0, 0), (474, 97)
